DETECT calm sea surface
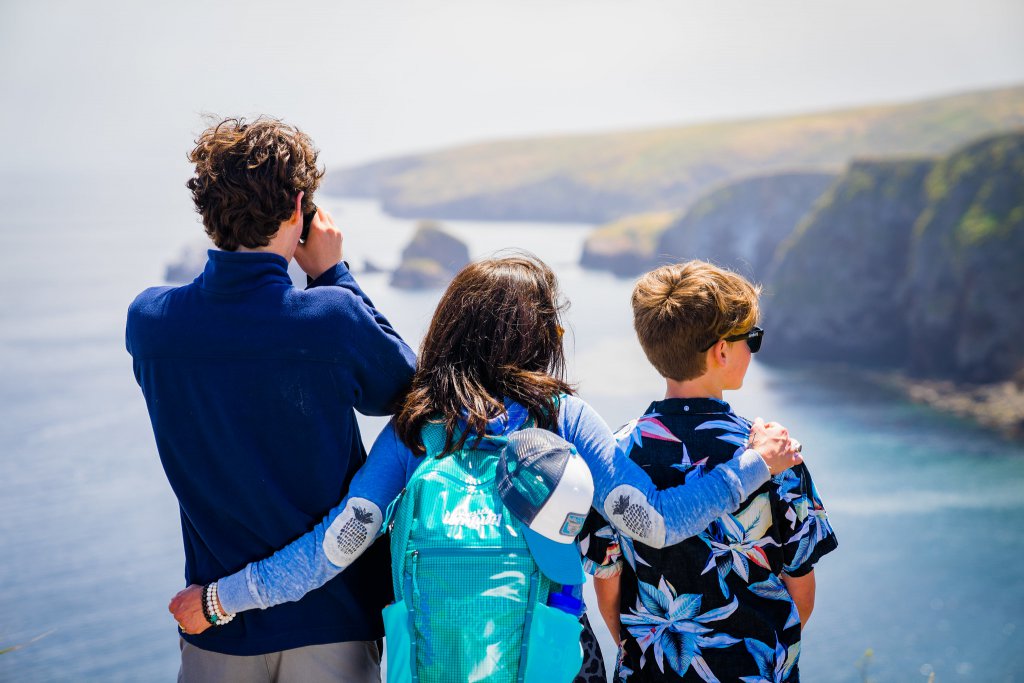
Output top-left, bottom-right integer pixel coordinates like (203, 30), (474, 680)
(1, 182), (1022, 682)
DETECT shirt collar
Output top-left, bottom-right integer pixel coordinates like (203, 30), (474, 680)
(647, 396), (733, 416)
(198, 249), (292, 294)
(456, 399), (532, 451)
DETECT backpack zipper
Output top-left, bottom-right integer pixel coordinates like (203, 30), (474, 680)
(409, 546), (528, 558)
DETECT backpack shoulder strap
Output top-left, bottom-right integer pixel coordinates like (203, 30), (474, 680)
(419, 419), (450, 460)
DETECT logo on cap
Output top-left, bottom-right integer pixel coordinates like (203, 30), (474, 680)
(560, 512), (586, 537)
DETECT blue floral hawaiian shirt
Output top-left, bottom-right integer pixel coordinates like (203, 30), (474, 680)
(580, 398), (838, 682)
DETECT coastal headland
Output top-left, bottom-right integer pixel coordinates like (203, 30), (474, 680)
(323, 85), (1024, 437)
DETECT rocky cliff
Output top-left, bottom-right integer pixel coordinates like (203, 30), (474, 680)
(579, 172), (834, 278)
(906, 132), (1024, 382)
(655, 172), (836, 280)
(763, 131), (1024, 384)
(764, 160), (935, 366)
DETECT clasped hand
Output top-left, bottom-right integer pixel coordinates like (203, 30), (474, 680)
(168, 584), (210, 635)
(748, 417), (803, 474)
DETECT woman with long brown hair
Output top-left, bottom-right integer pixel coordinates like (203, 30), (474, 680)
(169, 253), (793, 681)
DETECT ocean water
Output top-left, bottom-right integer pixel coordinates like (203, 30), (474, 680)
(1, 184), (1022, 682)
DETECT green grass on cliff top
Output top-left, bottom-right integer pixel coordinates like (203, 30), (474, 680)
(584, 211), (679, 254)
(332, 85), (1024, 208)
(922, 131), (1024, 248)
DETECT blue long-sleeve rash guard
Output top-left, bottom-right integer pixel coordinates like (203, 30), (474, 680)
(218, 395), (770, 614)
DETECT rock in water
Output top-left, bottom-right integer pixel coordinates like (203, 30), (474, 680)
(390, 258), (451, 289)
(390, 221), (470, 290)
(362, 258), (386, 274)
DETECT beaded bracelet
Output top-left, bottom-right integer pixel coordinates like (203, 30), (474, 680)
(202, 582), (236, 627)
(200, 584), (214, 625)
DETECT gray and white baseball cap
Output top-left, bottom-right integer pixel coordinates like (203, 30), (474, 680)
(496, 429), (595, 585)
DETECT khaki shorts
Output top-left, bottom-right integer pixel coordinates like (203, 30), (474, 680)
(178, 638), (381, 683)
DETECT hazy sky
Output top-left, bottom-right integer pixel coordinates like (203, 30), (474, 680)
(2, 0), (1023, 176)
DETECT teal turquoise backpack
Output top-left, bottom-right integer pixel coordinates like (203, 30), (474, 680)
(382, 419), (584, 683)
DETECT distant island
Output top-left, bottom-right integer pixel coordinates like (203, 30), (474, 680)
(579, 211), (678, 277)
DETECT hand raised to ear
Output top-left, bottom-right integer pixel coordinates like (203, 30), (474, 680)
(295, 205), (344, 281)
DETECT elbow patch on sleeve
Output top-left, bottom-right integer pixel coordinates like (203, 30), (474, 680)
(603, 485), (666, 548)
(323, 498), (383, 568)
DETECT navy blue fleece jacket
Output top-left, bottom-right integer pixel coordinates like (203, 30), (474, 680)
(126, 250), (416, 656)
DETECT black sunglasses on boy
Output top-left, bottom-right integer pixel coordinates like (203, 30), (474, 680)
(702, 326), (764, 354)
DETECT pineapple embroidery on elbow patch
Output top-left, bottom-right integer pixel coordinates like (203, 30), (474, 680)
(604, 485), (665, 547)
(340, 506), (375, 553)
(613, 494), (651, 538)
(324, 498), (382, 567)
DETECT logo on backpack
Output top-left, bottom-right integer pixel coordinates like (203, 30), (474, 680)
(442, 508), (503, 530)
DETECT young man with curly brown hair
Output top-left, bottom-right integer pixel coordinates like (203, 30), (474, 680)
(126, 117), (416, 682)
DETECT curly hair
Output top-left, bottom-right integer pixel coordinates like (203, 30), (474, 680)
(394, 253), (575, 456)
(187, 117), (324, 251)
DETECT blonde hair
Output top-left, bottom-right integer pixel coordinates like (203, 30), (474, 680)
(632, 260), (761, 381)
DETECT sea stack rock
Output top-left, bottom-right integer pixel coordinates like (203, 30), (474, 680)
(390, 221), (471, 290)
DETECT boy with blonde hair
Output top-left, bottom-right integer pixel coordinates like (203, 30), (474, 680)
(580, 260), (837, 682)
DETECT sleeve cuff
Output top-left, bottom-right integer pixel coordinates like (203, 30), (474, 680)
(582, 557), (624, 579)
(785, 533), (839, 577)
(305, 261), (352, 289)
(216, 568), (263, 614)
(733, 448), (771, 497)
